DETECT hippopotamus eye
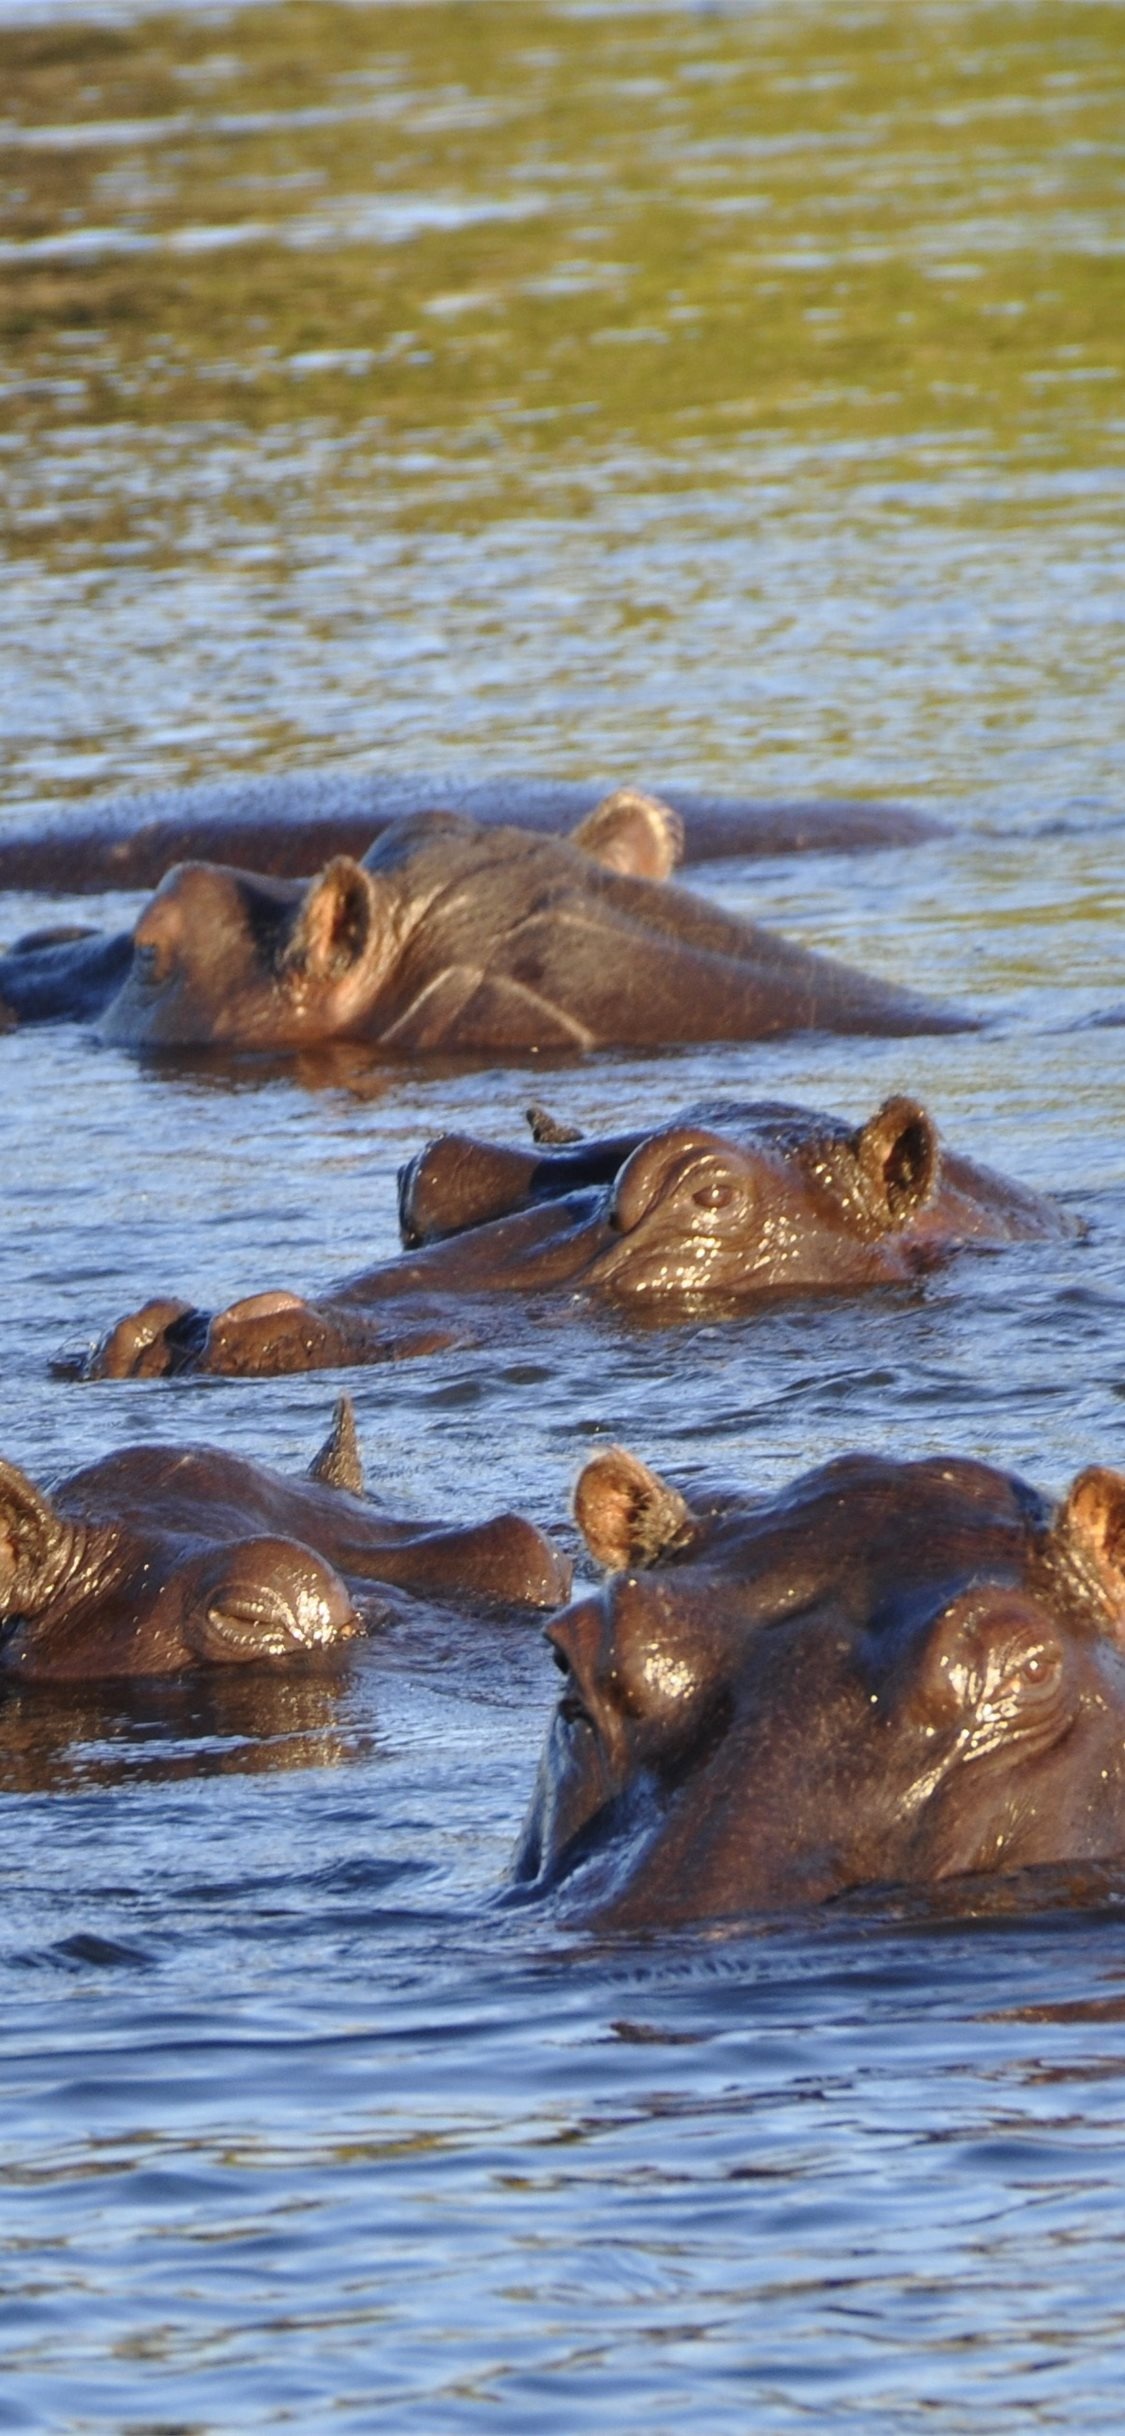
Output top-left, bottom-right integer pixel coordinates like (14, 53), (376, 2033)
(692, 1179), (737, 1213)
(136, 940), (172, 985)
(996, 1640), (1062, 1704)
(1017, 1647), (1058, 1689)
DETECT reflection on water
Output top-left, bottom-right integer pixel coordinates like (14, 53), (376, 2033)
(1, 0), (1123, 812)
(0, 1664), (373, 1789)
(3, 0), (1125, 2428)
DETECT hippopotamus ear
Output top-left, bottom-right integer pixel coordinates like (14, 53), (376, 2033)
(854, 1096), (939, 1224)
(308, 1394), (365, 1497)
(0, 1459), (67, 1612)
(570, 789), (684, 881)
(1055, 1467), (1125, 1627)
(281, 858), (378, 984)
(525, 1102), (584, 1146)
(574, 1446), (697, 1572)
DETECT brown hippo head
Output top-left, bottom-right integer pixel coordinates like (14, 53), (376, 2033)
(0, 1452), (360, 1681)
(513, 1446), (1125, 1922)
(0, 1397), (570, 1681)
(577, 1098), (945, 1298)
(80, 1093), (1070, 1385)
(398, 1094), (1069, 1294)
(96, 785), (974, 1053)
(97, 791), (685, 1051)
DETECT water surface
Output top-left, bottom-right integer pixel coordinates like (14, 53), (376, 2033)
(3, 1), (1125, 2426)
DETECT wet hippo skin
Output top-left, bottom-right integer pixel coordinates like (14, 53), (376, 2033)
(0, 1397), (570, 1681)
(79, 1094), (1073, 1383)
(63, 791), (973, 1050)
(513, 1445), (1125, 1923)
(0, 769), (946, 895)
(398, 1094), (1073, 1254)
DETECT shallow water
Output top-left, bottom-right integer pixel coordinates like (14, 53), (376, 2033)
(3, 0), (1125, 2426)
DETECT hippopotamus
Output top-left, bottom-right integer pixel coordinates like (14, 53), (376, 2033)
(0, 924), (134, 1026)
(0, 769), (944, 896)
(79, 1094), (1071, 1382)
(0, 1397), (569, 1681)
(3, 792), (972, 1045)
(513, 1443), (1125, 1921)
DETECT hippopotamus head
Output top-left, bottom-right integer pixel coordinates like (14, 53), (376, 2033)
(399, 1093), (1065, 1299)
(0, 1453), (360, 1680)
(98, 791), (684, 1051)
(571, 1098), (944, 1297)
(98, 858), (382, 1050)
(81, 1089), (1069, 1387)
(0, 1398), (570, 1679)
(514, 1445), (1125, 1922)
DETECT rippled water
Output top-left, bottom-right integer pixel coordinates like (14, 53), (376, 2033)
(3, 1), (1125, 2426)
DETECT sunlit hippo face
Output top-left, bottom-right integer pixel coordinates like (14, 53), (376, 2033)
(581, 1099), (941, 1300)
(93, 786), (976, 1057)
(100, 857), (387, 1049)
(397, 1093), (1069, 1306)
(97, 793), (688, 1054)
(514, 1447), (1125, 1923)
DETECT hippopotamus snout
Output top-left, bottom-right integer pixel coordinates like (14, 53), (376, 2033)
(608, 1127), (750, 1237)
(125, 864), (255, 996)
(548, 1573), (737, 1774)
(398, 1133), (543, 1248)
(101, 863), (304, 1046)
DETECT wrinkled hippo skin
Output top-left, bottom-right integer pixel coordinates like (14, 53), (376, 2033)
(93, 791), (973, 1052)
(0, 925), (134, 1025)
(0, 769), (946, 895)
(81, 1094), (1073, 1382)
(513, 1444), (1125, 1922)
(0, 1397), (569, 1681)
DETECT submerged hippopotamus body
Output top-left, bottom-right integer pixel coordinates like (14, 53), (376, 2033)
(58, 792), (970, 1052)
(0, 772), (944, 897)
(0, 925), (134, 1027)
(81, 1094), (1071, 1384)
(0, 1398), (569, 1681)
(514, 1445), (1125, 1922)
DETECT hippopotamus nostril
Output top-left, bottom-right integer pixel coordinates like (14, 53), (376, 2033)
(198, 1540), (361, 1660)
(223, 1291), (308, 1325)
